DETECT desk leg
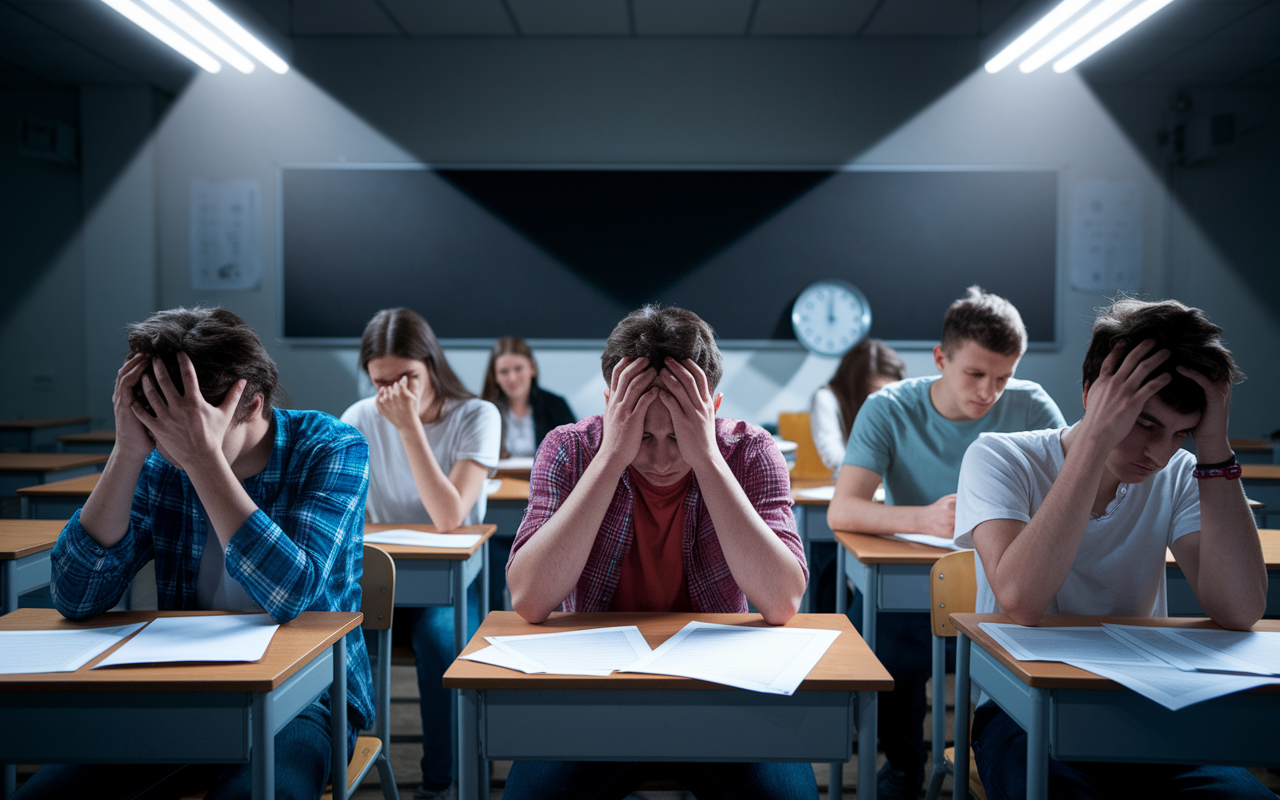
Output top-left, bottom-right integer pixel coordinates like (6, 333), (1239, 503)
(835, 546), (847, 615)
(2, 561), (15, 615)
(1026, 689), (1049, 800)
(857, 690), (877, 800)
(252, 691), (275, 800)
(955, 633), (970, 800)
(798, 507), (811, 614)
(863, 564), (879, 652)
(4, 763), (14, 799)
(926, 634), (946, 800)
(459, 688), (480, 800)
(480, 540), (490, 621)
(19, 497), (30, 520)
(332, 640), (348, 800)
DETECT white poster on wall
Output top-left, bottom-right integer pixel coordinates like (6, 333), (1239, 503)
(190, 178), (261, 290)
(1070, 178), (1143, 293)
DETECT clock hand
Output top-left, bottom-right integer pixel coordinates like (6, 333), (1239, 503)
(828, 296), (835, 324)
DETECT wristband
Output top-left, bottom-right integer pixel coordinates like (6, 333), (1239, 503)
(1193, 454), (1240, 480)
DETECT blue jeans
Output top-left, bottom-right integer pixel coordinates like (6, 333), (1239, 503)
(503, 760), (819, 800)
(847, 589), (954, 783)
(13, 699), (357, 800)
(411, 583), (480, 791)
(972, 702), (1275, 799)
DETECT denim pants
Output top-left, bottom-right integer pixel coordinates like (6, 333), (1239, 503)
(411, 582), (480, 791)
(503, 760), (820, 800)
(972, 702), (1276, 799)
(14, 699), (357, 800)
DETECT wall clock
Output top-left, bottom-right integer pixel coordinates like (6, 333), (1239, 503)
(791, 280), (872, 357)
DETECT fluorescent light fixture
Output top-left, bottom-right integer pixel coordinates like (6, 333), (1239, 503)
(985, 0), (1094, 73)
(99, 0), (221, 73)
(1054, 0), (1179, 71)
(138, 0), (255, 73)
(179, 0), (289, 74)
(1019, 0), (1136, 72)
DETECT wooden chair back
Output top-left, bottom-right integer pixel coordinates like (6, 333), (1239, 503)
(777, 412), (833, 480)
(929, 549), (977, 638)
(360, 544), (395, 631)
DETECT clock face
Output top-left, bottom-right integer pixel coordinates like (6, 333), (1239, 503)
(791, 280), (872, 357)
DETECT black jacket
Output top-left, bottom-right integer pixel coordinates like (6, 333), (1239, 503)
(499, 384), (576, 457)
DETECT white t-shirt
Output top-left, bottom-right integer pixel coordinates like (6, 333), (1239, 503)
(809, 385), (845, 477)
(955, 428), (1201, 618)
(504, 408), (536, 458)
(340, 396), (501, 526)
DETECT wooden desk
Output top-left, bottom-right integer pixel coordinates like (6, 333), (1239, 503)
(444, 611), (892, 800)
(0, 418), (92, 453)
(16, 472), (100, 520)
(1166, 529), (1280, 617)
(1242, 465), (1280, 527)
(950, 613), (1280, 800)
(790, 478), (836, 614)
(0, 608), (361, 800)
(0, 520), (63, 615)
(484, 478), (531, 614)
(0, 454), (107, 515)
(55, 430), (116, 453)
(494, 457), (534, 480)
(1230, 437), (1274, 465)
(834, 530), (953, 650)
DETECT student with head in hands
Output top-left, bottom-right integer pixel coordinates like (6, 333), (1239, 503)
(955, 298), (1270, 799)
(826, 286), (1066, 799)
(24, 307), (373, 800)
(809, 337), (907, 478)
(481, 336), (576, 459)
(339, 307), (500, 800)
(504, 305), (814, 800)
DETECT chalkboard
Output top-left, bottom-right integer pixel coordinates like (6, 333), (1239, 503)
(280, 166), (1059, 347)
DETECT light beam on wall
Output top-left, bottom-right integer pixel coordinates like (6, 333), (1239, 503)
(986, 0), (1180, 74)
(98, 0), (287, 75)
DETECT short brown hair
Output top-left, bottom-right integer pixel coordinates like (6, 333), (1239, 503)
(601, 305), (723, 392)
(127, 307), (279, 423)
(940, 286), (1027, 358)
(828, 338), (906, 440)
(1082, 298), (1243, 415)
(359, 308), (474, 411)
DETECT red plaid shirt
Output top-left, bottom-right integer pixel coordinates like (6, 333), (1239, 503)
(509, 416), (806, 613)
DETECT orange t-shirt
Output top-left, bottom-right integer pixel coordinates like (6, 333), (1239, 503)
(610, 468), (694, 612)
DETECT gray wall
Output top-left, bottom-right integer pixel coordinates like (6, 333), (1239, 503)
(7, 39), (1280, 439)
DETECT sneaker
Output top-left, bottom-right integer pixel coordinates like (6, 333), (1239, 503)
(877, 763), (923, 800)
(413, 784), (456, 800)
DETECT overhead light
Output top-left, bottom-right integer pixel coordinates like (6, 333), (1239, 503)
(179, 0), (289, 74)
(1054, 0), (1179, 72)
(1020, 0), (1136, 72)
(985, 0), (1093, 73)
(138, 0), (255, 73)
(99, 0), (221, 73)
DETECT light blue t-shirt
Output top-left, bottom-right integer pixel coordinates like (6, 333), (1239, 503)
(843, 375), (1066, 506)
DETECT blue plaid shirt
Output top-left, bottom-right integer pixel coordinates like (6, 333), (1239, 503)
(52, 408), (375, 730)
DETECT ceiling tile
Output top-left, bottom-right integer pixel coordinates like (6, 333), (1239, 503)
(1119, 0), (1258, 42)
(379, 0), (515, 34)
(292, 0), (402, 35)
(0, 4), (54, 37)
(1235, 55), (1280, 82)
(1076, 34), (1195, 78)
(507, 0), (630, 35)
(0, 37), (135, 83)
(981, 0), (1029, 35)
(1144, 36), (1280, 80)
(237, 0), (292, 36)
(750, 0), (880, 35)
(633, 0), (753, 35)
(1214, 0), (1280, 38)
(863, 0), (981, 36)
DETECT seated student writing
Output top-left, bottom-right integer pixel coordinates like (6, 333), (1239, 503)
(955, 298), (1270, 799)
(826, 287), (1066, 799)
(20, 308), (373, 800)
(504, 305), (815, 800)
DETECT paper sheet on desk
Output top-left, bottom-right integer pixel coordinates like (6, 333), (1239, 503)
(0, 623), (147, 674)
(94, 614), (279, 667)
(496, 456), (534, 471)
(891, 533), (962, 551)
(363, 529), (482, 549)
(795, 485), (835, 501)
(620, 622), (840, 695)
(1059, 660), (1277, 711)
(1104, 624), (1280, 676)
(479, 626), (653, 676)
(484, 479), (503, 495)
(981, 624), (1163, 665)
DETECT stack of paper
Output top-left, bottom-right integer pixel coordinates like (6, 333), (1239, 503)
(981, 622), (1280, 710)
(0, 623), (147, 674)
(461, 626), (652, 676)
(364, 529), (482, 549)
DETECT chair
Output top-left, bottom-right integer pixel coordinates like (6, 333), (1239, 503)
(777, 411), (833, 480)
(924, 549), (985, 800)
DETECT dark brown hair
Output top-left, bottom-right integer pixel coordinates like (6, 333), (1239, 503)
(359, 308), (474, 418)
(940, 286), (1027, 358)
(828, 338), (907, 440)
(601, 305), (723, 392)
(127, 307), (279, 423)
(1082, 297), (1243, 414)
(481, 337), (540, 408)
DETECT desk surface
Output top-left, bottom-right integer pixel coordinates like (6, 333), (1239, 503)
(1230, 438), (1273, 453)
(0, 453), (108, 473)
(489, 478), (531, 502)
(1242, 464), (1280, 480)
(1164, 529), (1280, 568)
(0, 608), (361, 693)
(0, 519), (65, 559)
(0, 417), (93, 431)
(365, 522), (496, 560)
(443, 610), (892, 692)
(790, 478), (836, 506)
(55, 430), (116, 444)
(834, 530), (953, 564)
(951, 613), (1280, 691)
(16, 472), (101, 497)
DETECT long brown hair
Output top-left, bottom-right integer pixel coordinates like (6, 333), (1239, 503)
(829, 338), (906, 440)
(481, 337), (540, 408)
(358, 308), (473, 420)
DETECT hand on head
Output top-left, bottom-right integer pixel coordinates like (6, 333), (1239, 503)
(1175, 365), (1232, 449)
(375, 375), (423, 431)
(113, 353), (157, 459)
(656, 357), (722, 470)
(128, 352), (246, 471)
(1079, 340), (1172, 450)
(600, 357), (659, 466)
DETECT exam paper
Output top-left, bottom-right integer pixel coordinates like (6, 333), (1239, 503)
(795, 485), (835, 501)
(496, 456), (534, 472)
(980, 624), (1163, 665)
(1105, 624), (1280, 677)
(94, 614), (279, 667)
(460, 645), (535, 672)
(484, 626), (652, 676)
(0, 623), (147, 674)
(891, 533), (962, 551)
(1060, 659), (1276, 711)
(363, 529), (482, 549)
(485, 479), (503, 495)
(621, 622), (840, 695)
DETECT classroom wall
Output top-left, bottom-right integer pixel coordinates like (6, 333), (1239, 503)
(8, 39), (1280, 440)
